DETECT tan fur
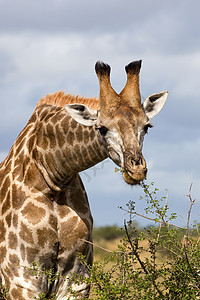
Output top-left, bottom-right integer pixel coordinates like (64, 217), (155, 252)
(36, 90), (100, 110)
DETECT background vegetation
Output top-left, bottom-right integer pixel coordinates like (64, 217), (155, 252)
(1, 182), (199, 300)
(70, 182), (200, 299)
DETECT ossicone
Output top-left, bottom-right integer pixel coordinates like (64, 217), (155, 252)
(125, 60), (142, 75)
(95, 61), (111, 77)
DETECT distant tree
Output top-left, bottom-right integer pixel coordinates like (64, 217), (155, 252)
(93, 225), (125, 241)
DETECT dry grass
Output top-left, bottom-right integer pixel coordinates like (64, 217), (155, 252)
(93, 237), (166, 266)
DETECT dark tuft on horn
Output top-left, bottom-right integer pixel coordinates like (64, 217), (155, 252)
(95, 61), (111, 77)
(125, 60), (142, 75)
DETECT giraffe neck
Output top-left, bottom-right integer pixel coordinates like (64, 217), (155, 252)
(30, 104), (107, 191)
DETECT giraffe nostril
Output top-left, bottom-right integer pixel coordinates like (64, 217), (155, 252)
(140, 158), (144, 166)
(128, 156), (146, 168)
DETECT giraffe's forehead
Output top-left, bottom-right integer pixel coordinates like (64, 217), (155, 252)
(100, 105), (148, 130)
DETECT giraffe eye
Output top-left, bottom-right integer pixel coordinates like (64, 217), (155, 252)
(143, 123), (153, 134)
(98, 126), (108, 136)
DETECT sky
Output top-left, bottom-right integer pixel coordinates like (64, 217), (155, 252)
(0, 0), (200, 228)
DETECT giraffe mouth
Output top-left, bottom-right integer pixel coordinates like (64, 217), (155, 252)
(122, 151), (147, 185)
(122, 168), (147, 185)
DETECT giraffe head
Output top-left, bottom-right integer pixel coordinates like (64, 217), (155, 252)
(65, 60), (168, 185)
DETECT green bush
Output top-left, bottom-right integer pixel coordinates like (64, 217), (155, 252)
(1, 182), (199, 299)
(66, 182), (200, 299)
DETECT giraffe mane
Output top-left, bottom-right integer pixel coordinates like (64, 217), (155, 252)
(35, 91), (100, 111)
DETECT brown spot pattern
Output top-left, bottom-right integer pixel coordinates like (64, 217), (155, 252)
(37, 227), (57, 247)
(83, 129), (90, 144)
(13, 162), (23, 182)
(27, 134), (35, 153)
(19, 222), (34, 244)
(49, 214), (58, 230)
(8, 232), (18, 249)
(60, 216), (88, 251)
(4, 265), (14, 280)
(11, 288), (26, 300)
(57, 205), (71, 219)
(28, 112), (37, 123)
(71, 119), (77, 130)
(89, 127), (96, 141)
(3, 160), (12, 177)
(5, 213), (12, 227)
(1, 176), (10, 200)
(26, 247), (40, 264)
(8, 254), (20, 277)
(9, 253), (20, 266)
(21, 202), (46, 225)
(1, 191), (11, 215)
(20, 243), (26, 261)
(0, 246), (6, 263)
(67, 130), (75, 146)
(56, 125), (65, 148)
(76, 124), (83, 142)
(35, 196), (54, 210)
(88, 144), (96, 158)
(61, 117), (69, 135)
(46, 123), (57, 148)
(15, 138), (25, 156)
(55, 149), (62, 163)
(37, 125), (49, 150)
(12, 184), (26, 209)
(13, 214), (18, 228)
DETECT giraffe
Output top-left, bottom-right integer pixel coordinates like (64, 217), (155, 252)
(0, 60), (168, 299)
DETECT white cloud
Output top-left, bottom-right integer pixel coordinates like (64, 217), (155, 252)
(0, 0), (200, 226)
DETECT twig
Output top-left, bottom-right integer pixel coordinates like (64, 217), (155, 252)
(124, 220), (148, 274)
(185, 182), (196, 237)
(141, 183), (168, 226)
(157, 190), (168, 242)
(195, 223), (200, 247)
(183, 244), (200, 290)
(81, 239), (134, 256)
(81, 239), (115, 254)
(120, 208), (185, 230)
(124, 220), (165, 299)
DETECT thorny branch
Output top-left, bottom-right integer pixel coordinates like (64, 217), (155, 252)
(183, 243), (200, 290)
(81, 239), (115, 254)
(81, 238), (134, 256)
(124, 220), (165, 299)
(185, 182), (196, 238)
(156, 191), (168, 243)
(141, 182), (169, 227)
(123, 220), (148, 275)
(120, 208), (185, 230)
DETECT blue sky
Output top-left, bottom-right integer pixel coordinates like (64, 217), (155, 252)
(0, 0), (200, 227)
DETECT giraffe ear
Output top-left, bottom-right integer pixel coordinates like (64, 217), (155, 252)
(142, 91), (168, 119)
(65, 104), (98, 126)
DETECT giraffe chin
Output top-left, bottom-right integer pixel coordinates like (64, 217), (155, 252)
(122, 169), (145, 185)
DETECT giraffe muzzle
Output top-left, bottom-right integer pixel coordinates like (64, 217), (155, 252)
(122, 151), (147, 185)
